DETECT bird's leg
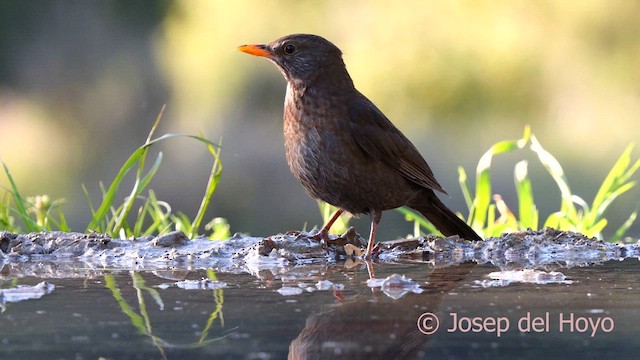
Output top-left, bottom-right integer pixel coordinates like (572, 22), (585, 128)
(365, 258), (376, 279)
(322, 208), (344, 233)
(364, 209), (382, 259)
(311, 208), (344, 241)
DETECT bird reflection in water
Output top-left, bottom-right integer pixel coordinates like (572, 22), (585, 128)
(288, 262), (476, 359)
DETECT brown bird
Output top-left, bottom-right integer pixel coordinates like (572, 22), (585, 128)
(238, 34), (482, 258)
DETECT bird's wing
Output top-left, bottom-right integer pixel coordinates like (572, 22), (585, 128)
(347, 94), (447, 194)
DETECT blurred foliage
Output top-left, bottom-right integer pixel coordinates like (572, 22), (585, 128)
(160, 0), (640, 133)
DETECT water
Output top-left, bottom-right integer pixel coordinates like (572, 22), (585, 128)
(1, 258), (639, 359)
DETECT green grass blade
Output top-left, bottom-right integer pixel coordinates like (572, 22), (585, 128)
(589, 144), (639, 225)
(609, 210), (638, 243)
(111, 139), (152, 236)
(470, 128), (530, 231)
(514, 160), (538, 230)
(82, 184), (97, 217)
(137, 154), (163, 193)
(543, 211), (564, 229)
(132, 272), (164, 310)
(146, 104), (165, 143)
(198, 269), (225, 343)
(149, 198), (173, 236)
(583, 218), (608, 238)
(57, 209), (70, 232)
(86, 145), (151, 231)
(485, 203), (497, 237)
(458, 166), (473, 212)
(133, 202), (147, 237)
(87, 133), (221, 233)
(588, 144), (632, 224)
(571, 195), (590, 214)
(189, 140), (223, 238)
(530, 134), (577, 220)
(397, 207), (440, 236)
(206, 217), (231, 240)
(1, 159), (39, 231)
(169, 211), (190, 234)
(0, 193), (17, 231)
(597, 180), (635, 213)
(618, 157), (640, 187)
(104, 274), (146, 332)
(112, 152), (163, 235)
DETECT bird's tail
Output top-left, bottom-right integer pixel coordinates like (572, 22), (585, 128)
(409, 190), (482, 241)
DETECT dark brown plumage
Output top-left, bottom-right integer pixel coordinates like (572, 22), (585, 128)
(238, 34), (482, 258)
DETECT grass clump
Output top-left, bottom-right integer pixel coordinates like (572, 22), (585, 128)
(400, 126), (639, 242)
(0, 106), (229, 240)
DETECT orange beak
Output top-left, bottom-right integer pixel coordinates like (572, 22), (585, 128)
(237, 44), (272, 58)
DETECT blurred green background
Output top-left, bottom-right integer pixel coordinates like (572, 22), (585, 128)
(1, 0), (638, 239)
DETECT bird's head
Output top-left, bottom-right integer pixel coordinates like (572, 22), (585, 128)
(238, 34), (351, 88)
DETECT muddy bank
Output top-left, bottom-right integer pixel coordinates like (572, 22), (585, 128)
(0, 228), (637, 278)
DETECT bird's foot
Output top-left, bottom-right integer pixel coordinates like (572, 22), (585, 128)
(363, 243), (380, 260)
(365, 258), (376, 279)
(309, 228), (331, 243)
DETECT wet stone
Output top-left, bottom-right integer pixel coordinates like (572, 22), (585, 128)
(152, 231), (190, 247)
(0, 228), (638, 276)
(0, 231), (17, 253)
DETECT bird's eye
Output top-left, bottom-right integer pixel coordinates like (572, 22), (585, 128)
(283, 43), (296, 55)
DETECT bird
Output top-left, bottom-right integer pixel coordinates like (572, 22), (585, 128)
(238, 34), (482, 259)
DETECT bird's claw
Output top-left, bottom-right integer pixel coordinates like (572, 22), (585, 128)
(310, 228), (331, 243)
